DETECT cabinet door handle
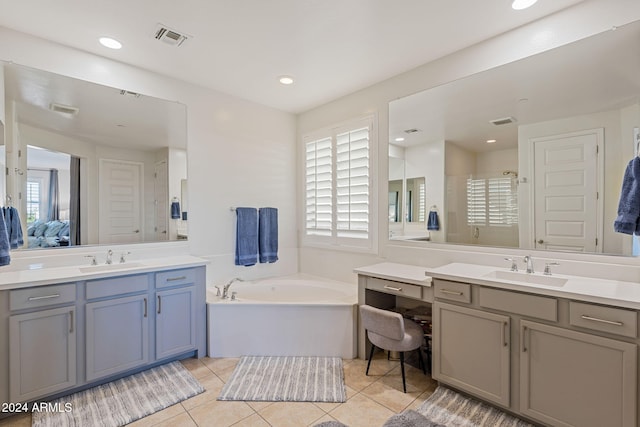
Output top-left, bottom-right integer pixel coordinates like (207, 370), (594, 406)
(157, 295), (162, 314)
(440, 289), (463, 296)
(522, 326), (528, 352)
(580, 315), (624, 326)
(69, 310), (74, 334)
(503, 321), (509, 347)
(383, 285), (403, 292)
(28, 294), (60, 301)
(143, 298), (148, 318)
(166, 276), (187, 282)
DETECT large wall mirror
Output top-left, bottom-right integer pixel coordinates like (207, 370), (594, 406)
(389, 20), (640, 256)
(0, 62), (188, 250)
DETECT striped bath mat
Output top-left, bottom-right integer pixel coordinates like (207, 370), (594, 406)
(417, 386), (535, 426)
(32, 361), (204, 427)
(218, 356), (346, 402)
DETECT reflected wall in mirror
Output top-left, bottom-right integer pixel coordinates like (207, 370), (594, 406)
(1, 62), (188, 249)
(389, 20), (640, 256)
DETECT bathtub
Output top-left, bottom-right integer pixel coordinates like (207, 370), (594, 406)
(207, 275), (358, 358)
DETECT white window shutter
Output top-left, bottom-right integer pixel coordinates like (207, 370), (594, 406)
(336, 126), (369, 239)
(305, 137), (333, 236)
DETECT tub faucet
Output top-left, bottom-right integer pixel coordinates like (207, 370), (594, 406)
(223, 277), (243, 299)
(523, 255), (534, 274)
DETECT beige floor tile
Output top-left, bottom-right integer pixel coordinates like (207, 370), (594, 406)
(188, 400), (255, 427)
(128, 403), (185, 427)
(153, 411), (197, 427)
(360, 379), (420, 413)
(180, 357), (216, 380)
(0, 413), (31, 427)
(258, 402), (326, 427)
(215, 364), (240, 383)
(246, 401), (274, 412)
(309, 413), (341, 426)
(231, 413), (271, 427)
(384, 365), (436, 393)
(343, 360), (383, 391)
(405, 390), (434, 412)
(202, 357), (240, 375)
(181, 374), (226, 411)
(329, 393), (395, 427)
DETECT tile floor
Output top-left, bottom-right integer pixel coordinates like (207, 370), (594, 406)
(0, 351), (438, 427)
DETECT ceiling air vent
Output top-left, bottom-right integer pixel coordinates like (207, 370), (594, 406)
(120, 90), (142, 98)
(154, 24), (190, 46)
(490, 116), (517, 126)
(49, 103), (79, 115)
(404, 128), (421, 134)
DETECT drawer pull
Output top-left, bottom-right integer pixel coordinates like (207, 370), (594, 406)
(522, 326), (528, 352)
(440, 289), (463, 296)
(69, 310), (74, 334)
(143, 298), (148, 318)
(383, 285), (403, 292)
(27, 294), (60, 301)
(157, 295), (162, 314)
(580, 315), (623, 326)
(503, 321), (509, 347)
(166, 276), (187, 282)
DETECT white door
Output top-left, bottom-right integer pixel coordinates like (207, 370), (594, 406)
(154, 161), (169, 241)
(532, 129), (601, 252)
(99, 159), (143, 244)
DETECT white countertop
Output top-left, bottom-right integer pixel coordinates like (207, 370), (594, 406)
(354, 262), (432, 286)
(0, 255), (208, 290)
(426, 262), (640, 310)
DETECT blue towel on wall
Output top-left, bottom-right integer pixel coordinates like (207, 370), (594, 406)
(427, 210), (440, 230)
(259, 207), (278, 263)
(235, 207), (258, 266)
(0, 208), (10, 266)
(615, 157), (640, 235)
(6, 207), (23, 249)
(170, 201), (181, 219)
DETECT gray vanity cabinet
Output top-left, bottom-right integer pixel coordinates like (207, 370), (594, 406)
(520, 320), (637, 427)
(155, 286), (196, 360)
(9, 306), (77, 402)
(433, 301), (510, 407)
(85, 294), (150, 382)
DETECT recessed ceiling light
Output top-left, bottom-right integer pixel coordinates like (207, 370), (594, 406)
(395, 137), (405, 142)
(278, 75), (294, 85)
(486, 139), (497, 144)
(512, 0), (538, 10)
(99, 37), (122, 50)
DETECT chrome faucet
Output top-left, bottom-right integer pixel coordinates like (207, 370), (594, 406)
(523, 255), (534, 274)
(106, 249), (113, 265)
(222, 277), (243, 299)
(119, 251), (131, 263)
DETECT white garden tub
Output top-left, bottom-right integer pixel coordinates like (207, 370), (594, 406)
(207, 275), (357, 358)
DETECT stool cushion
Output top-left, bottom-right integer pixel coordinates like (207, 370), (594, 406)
(360, 305), (424, 352)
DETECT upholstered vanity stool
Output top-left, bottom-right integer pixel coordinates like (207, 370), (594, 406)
(359, 304), (426, 392)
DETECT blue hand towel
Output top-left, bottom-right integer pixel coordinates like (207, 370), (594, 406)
(427, 210), (440, 230)
(7, 207), (23, 249)
(259, 207), (278, 263)
(615, 157), (640, 235)
(0, 208), (11, 266)
(235, 207), (258, 266)
(170, 201), (181, 219)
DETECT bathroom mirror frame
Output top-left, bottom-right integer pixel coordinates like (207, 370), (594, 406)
(388, 20), (640, 257)
(1, 62), (189, 250)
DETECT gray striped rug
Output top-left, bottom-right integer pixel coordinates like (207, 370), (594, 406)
(417, 386), (535, 427)
(218, 356), (346, 402)
(32, 361), (204, 427)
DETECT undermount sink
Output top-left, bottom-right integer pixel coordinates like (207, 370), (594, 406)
(482, 270), (568, 287)
(79, 262), (145, 273)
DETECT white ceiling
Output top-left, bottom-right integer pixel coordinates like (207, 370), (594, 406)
(0, 0), (585, 113)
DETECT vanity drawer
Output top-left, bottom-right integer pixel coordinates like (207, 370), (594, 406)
(366, 277), (422, 299)
(155, 268), (196, 289)
(479, 287), (557, 322)
(10, 283), (76, 311)
(569, 301), (637, 338)
(86, 274), (148, 300)
(434, 280), (471, 303)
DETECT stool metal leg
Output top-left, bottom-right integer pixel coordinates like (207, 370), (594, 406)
(400, 352), (407, 393)
(417, 346), (426, 375)
(366, 342), (375, 376)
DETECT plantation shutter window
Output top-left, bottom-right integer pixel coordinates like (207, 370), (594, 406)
(303, 117), (373, 249)
(466, 178), (486, 226)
